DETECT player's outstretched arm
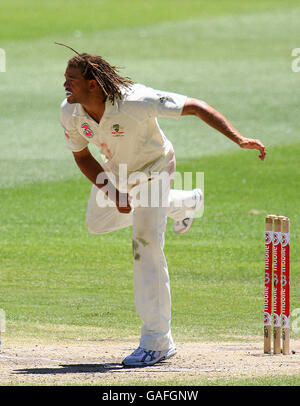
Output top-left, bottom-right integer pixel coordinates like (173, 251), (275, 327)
(181, 97), (266, 161)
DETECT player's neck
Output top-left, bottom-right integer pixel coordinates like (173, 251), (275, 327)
(81, 91), (107, 124)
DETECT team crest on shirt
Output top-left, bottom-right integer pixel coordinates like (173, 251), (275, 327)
(111, 124), (125, 136)
(81, 123), (94, 138)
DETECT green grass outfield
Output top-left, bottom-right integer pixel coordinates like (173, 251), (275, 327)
(1, 0), (300, 386)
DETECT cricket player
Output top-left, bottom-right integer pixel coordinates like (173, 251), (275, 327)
(59, 47), (266, 367)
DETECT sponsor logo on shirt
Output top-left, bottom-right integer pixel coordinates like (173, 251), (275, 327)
(157, 93), (172, 104)
(111, 124), (125, 136)
(81, 123), (94, 138)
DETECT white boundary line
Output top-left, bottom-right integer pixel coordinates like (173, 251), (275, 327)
(0, 354), (66, 363)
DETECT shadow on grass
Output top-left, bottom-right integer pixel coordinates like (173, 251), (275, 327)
(15, 363), (123, 374)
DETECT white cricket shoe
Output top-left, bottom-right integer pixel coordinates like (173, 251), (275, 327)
(173, 188), (203, 234)
(122, 346), (177, 367)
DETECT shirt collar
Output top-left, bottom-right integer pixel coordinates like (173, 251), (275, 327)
(72, 103), (87, 118)
(72, 98), (119, 119)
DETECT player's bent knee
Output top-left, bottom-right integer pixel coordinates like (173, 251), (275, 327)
(86, 222), (99, 234)
(85, 218), (103, 234)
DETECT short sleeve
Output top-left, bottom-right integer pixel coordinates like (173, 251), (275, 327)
(60, 99), (88, 152)
(144, 87), (187, 119)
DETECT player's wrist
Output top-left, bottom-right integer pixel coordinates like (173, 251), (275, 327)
(237, 136), (248, 147)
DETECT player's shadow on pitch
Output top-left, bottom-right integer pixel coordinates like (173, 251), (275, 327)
(15, 363), (123, 375)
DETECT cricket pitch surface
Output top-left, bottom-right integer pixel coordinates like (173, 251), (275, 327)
(1, 338), (300, 385)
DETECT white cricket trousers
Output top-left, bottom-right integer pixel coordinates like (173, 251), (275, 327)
(85, 178), (196, 351)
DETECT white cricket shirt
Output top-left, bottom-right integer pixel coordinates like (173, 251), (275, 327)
(60, 83), (187, 182)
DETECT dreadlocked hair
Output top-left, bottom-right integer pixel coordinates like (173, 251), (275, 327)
(69, 53), (135, 103)
(56, 42), (134, 104)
